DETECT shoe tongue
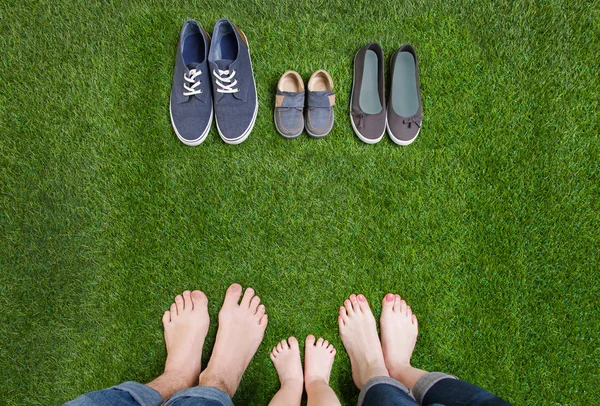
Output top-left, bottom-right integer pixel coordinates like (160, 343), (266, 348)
(186, 62), (201, 71)
(215, 59), (234, 70)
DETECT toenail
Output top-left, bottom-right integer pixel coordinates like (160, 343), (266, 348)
(358, 294), (365, 302)
(386, 294), (394, 301)
(230, 284), (241, 292)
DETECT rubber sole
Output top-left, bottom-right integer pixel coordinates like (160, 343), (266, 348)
(169, 97), (213, 146)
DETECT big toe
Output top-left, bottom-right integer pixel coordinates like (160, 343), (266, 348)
(382, 293), (395, 312)
(223, 283), (243, 308)
(306, 334), (316, 346)
(288, 336), (299, 350)
(191, 290), (208, 310)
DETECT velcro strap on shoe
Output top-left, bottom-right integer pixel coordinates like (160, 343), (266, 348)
(307, 91), (335, 109)
(275, 91), (305, 109)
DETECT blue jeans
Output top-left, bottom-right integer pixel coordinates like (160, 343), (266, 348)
(64, 382), (232, 406)
(66, 372), (511, 406)
(359, 373), (512, 406)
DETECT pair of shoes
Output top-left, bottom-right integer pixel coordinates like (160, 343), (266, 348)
(274, 70), (335, 139)
(170, 19), (258, 146)
(350, 43), (422, 145)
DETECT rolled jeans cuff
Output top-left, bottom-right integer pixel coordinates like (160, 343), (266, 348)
(358, 376), (412, 406)
(412, 372), (457, 404)
(164, 386), (233, 406)
(112, 382), (163, 406)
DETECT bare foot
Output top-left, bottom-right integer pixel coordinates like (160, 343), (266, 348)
(268, 337), (303, 406)
(199, 284), (268, 397)
(338, 294), (389, 389)
(304, 335), (336, 387)
(380, 294), (425, 388)
(147, 290), (209, 399)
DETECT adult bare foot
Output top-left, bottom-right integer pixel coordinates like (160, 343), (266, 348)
(338, 294), (389, 389)
(268, 337), (303, 406)
(199, 284), (268, 397)
(147, 290), (209, 400)
(304, 335), (336, 386)
(380, 294), (426, 390)
(304, 335), (341, 406)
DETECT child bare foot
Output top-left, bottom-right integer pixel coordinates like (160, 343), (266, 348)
(304, 335), (336, 386)
(147, 290), (209, 399)
(199, 284), (268, 397)
(380, 294), (426, 389)
(304, 335), (341, 406)
(338, 294), (389, 389)
(268, 337), (303, 406)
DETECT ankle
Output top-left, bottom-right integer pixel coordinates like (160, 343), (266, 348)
(280, 377), (304, 390)
(305, 376), (329, 391)
(198, 368), (237, 397)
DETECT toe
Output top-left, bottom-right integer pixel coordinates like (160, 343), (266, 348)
(175, 295), (184, 313)
(170, 303), (177, 316)
(162, 311), (171, 324)
(255, 304), (266, 319)
(338, 314), (345, 328)
(357, 294), (372, 314)
(288, 336), (299, 350)
(282, 339), (290, 350)
(270, 352), (276, 361)
(191, 290), (208, 311)
(382, 293), (395, 311)
(259, 314), (268, 327)
(182, 290), (192, 312)
(412, 314), (419, 328)
(327, 343), (334, 352)
(241, 287), (255, 308)
(250, 295), (261, 312)
(331, 348), (337, 356)
(316, 337), (324, 346)
(223, 283), (243, 308)
(339, 306), (348, 322)
(400, 300), (407, 314)
(349, 294), (360, 312)
(323, 340), (329, 348)
(344, 299), (354, 315)
(306, 334), (316, 346)
(394, 295), (402, 312)
(277, 341), (283, 352)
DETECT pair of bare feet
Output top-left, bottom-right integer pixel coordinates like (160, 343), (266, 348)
(269, 335), (339, 406)
(146, 283), (267, 401)
(268, 293), (425, 405)
(339, 293), (427, 391)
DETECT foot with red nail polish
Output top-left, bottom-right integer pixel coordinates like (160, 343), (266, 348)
(338, 294), (390, 389)
(380, 293), (426, 390)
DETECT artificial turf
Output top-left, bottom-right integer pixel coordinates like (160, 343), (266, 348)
(1, 1), (599, 405)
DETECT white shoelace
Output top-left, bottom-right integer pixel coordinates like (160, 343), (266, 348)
(213, 69), (239, 93)
(183, 69), (202, 96)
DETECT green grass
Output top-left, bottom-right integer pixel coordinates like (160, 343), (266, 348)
(1, 1), (599, 405)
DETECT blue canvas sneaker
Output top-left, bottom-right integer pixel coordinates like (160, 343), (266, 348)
(170, 19), (213, 146)
(208, 18), (258, 145)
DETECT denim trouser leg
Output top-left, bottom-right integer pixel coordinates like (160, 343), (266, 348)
(164, 386), (233, 406)
(358, 376), (418, 406)
(413, 372), (513, 406)
(64, 382), (163, 406)
(64, 382), (233, 406)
